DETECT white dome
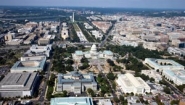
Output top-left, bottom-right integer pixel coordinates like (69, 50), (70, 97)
(91, 44), (97, 51)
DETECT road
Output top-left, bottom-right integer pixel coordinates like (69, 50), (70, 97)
(164, 79), (183, 96)
(99, 23), (115, 47)
(0, 45), (30, 50)
(31, 55), (53, 105)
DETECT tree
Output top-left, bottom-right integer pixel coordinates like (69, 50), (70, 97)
(47, 80), (54, 87)
(65, 65), (73, 71)
(150, 77), (155, 82)
(164, 86), (171, 94)
(119, 95), (124, 101)
(62, 90), (68, 97)
(107, 72), (115, 80)
(81, 56), (89, 63)
(107, 59), (115, 66)
(65, 59), (74, 65)
(87, 88), (95, 97)
(78, 45), (85, 50)
(113, 97), (120, 103)
(170, 100), (179, 105)
(79, 63), (89, 70)
(112, 81), (116, 90)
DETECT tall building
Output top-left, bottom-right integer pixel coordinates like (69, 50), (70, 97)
(72, 12), (74, 22)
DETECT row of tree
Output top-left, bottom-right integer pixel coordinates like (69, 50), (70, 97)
(77, 22), (96, 42)
(69, 23), (80, 42)
(107, 59), (123, 71)
(79, 56), (90, 70)
(105, 45), (166, 60)
(52, 46), (76, 73)
(97, 74), (111, 96)
(46, 74), (55, 100)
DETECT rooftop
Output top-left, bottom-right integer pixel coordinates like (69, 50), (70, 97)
(58, 71), (96, 84)
(118, 73), (150, 88)
(0, 72), (37, 90)
(11, 57), (46, 72)
(50, 97), (93, 105)
(145, 58), (184, 68)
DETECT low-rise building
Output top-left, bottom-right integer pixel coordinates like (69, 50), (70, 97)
(148, 83), (164, 94)
(141, 70), (162, 83)
(162, 69), (185, 85)
(91, 30), (103, 40)
(10, 57), (46, 73)
(57, 71), (97, 94)
(144, 58), (184, 71)
(120, 41), (139, 47)
(99, 99), (112, 105)
(51, 97), (94, 105)
(167, 47), (185, 56)
(116, 73), (151, 94)
(5, 39), (23, 45)
(38, 35), (55, 45)
(84, 23), (93, 29)
(23, 34), (36, 45)
(0, 72), (38, 97)
(61, 29), (69, 40)
(27, 44), (52, 57)
(4, 32), (15, 41)
(20, 56), (46, 61)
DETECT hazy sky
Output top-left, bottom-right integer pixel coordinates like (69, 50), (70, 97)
(0, 0), (185, 9)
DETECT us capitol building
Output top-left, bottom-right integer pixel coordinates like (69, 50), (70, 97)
(72, 44), (114, 62)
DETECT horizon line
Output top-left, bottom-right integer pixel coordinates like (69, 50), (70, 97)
(0, 5), (185, 10)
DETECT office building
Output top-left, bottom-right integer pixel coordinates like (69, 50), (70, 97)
(10, 57), (46, 73)
(116, 73), (151, 94)
(144, 58), (184, 71)
(162, 69), (185, 85)
(57, 71), (97, 94)
(26, 44), (52, 57)
(0, 72), (38, 98)
(20, 56), (46, 61)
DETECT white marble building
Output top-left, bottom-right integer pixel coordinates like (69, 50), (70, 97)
(72, 44), (114, 62)
(116, 73), (151, 94)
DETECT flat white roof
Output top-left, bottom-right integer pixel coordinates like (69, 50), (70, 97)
(51, 97), (93, 105)
(118, 73), (150, 88)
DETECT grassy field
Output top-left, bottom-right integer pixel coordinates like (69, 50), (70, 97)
(73, 23), (80, 31)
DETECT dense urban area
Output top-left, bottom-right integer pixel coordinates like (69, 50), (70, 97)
(0, 7), (185, 105)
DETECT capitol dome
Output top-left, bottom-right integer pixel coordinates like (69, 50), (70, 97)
(90, 44), (97, 53)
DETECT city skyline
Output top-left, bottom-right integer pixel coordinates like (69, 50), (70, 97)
(0, 0), (185, 9)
